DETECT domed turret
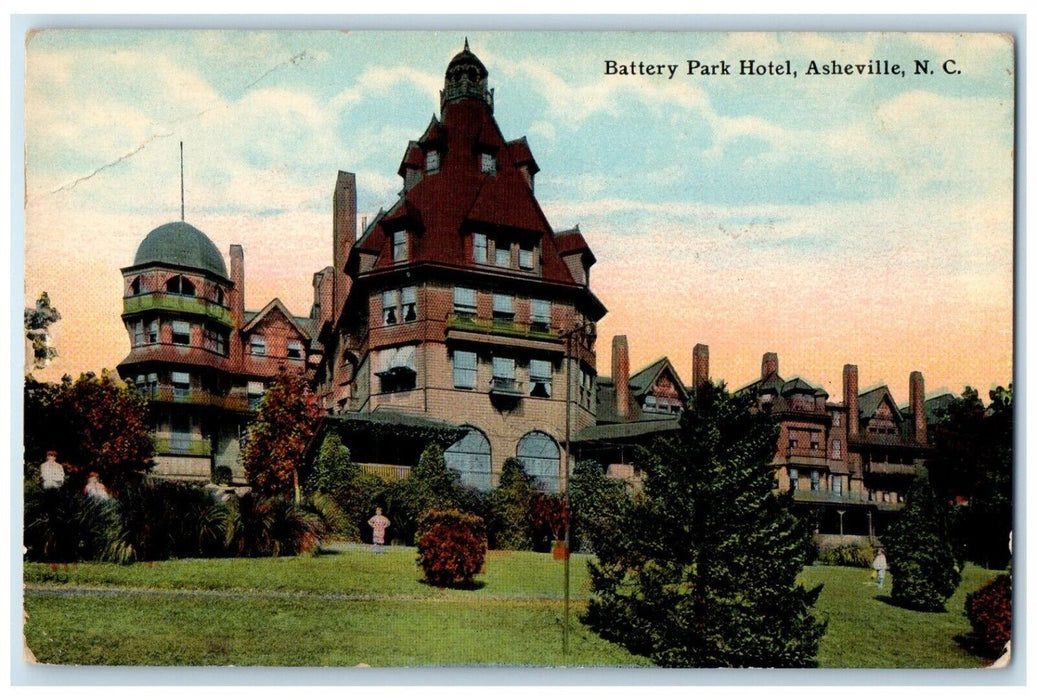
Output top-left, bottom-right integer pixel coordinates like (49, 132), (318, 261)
(440, 39), (494, 112)
(134, 221), (228, 279)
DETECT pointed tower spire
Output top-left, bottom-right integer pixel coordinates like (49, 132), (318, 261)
(464, 37), (470, 52)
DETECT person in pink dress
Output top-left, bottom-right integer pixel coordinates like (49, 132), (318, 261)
(368, 507), (390, 554)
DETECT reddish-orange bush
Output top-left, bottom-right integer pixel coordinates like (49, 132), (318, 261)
(416, 509), (487, 588)
(965, 574), (1012, 657)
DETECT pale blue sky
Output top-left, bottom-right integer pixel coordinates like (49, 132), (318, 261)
(23, 29), (1015, 401)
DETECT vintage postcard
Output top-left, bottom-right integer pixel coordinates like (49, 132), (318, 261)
(19, 28), (1015, 677)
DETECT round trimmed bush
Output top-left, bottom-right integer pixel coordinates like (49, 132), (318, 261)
(416, 509), (487, 588)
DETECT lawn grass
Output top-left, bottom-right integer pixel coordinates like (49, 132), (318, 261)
(23, 548), (1003, 668)
(801, 563), (1001, 668)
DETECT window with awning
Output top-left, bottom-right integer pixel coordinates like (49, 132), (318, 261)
(376, 345), (417, 393)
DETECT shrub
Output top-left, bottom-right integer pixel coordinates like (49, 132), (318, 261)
(115, 481), (230, 561)
(965, 575), (1012, 657)
(24, 485), (124, 563)
(416, 509), (487, 588)
(816, 541), (875, 568)
(226, 493), (326, 557)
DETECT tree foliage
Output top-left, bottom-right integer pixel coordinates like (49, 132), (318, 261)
(884, 472), (962, 612)
(242, 369), (322, 498)
(24, 291), (61, 371)
(584, 381), (826, 668)
(927, 385), (1013, 568)
(24, 372), (154, 495)
(568, 459), (630, 553)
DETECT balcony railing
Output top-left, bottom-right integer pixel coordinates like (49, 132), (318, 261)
(446, 315), (560, 343)
(155, 437), (212, 457)
(123, 293), (233, 327)
(146, 386), (252, 412)
(358, 463), (412, 482)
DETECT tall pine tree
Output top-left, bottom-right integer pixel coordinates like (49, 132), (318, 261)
(884, 471), (962, 612)
(584, 380), (826, 667)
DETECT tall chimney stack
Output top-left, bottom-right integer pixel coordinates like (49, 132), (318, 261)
(692, 343), (710, 392)
(612, 335), (632, 420)
(333, 171), (357, 322)
(762, 351), (779, 378)
(844, 364), (859, 438)
(910, 371), (926, 445)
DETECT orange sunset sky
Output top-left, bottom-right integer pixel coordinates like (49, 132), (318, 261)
(21, 30), (1015, 406)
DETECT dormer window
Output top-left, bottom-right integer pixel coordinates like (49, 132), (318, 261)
(473, 233), (488, 264)
(480, 152), (497, 175)
(495, 243), (511, 268)
(165, 275), (195, 296)
(250, 336), (267, 356)
(426, 150), (440, 173)
(519, 247), (534, 270)
(393, 231), (408, 263)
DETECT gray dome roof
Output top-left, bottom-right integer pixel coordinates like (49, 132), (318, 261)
(134, 221), (228, 278)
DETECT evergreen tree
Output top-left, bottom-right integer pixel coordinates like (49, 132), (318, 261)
(487, 458), (536, 550)
(584, 381), (826, 667)
(884, 472), (962, 612)
(568, 459), (630, 553)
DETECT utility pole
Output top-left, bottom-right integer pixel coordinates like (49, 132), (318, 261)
(561, 319), (594, 662)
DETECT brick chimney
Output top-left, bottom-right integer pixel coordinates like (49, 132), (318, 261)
(844, 364), (859, 438)
(762, 351), (779, 378)
(333, 171), (357, 322)
(910, 370), (926, 445)
(612, 335), (632, 420)
(692, 343), (709, 392)
(312, 266), (335, 329)
(229, 244), (245, 366)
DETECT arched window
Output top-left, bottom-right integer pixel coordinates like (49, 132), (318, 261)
(214, 286), (225, 306)
(129, 276), (142, 296)
(165, 275), (196, 296)
(445, 426), (492, 491)
(517, 431), (560, 493)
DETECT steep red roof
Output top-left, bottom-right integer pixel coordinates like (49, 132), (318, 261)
(354, 85), (585, 286)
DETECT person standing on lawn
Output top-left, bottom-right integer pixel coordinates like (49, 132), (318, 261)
(873, 547), (888, 588)
(368, 507), (390, 554)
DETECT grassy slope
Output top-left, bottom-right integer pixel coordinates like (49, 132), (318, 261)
(801, 564), (1000, 668)
(23, 548), (1001, 668)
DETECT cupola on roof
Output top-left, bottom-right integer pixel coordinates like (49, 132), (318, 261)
(441, 39), (493, 111)
(133, 221), (228, 278)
